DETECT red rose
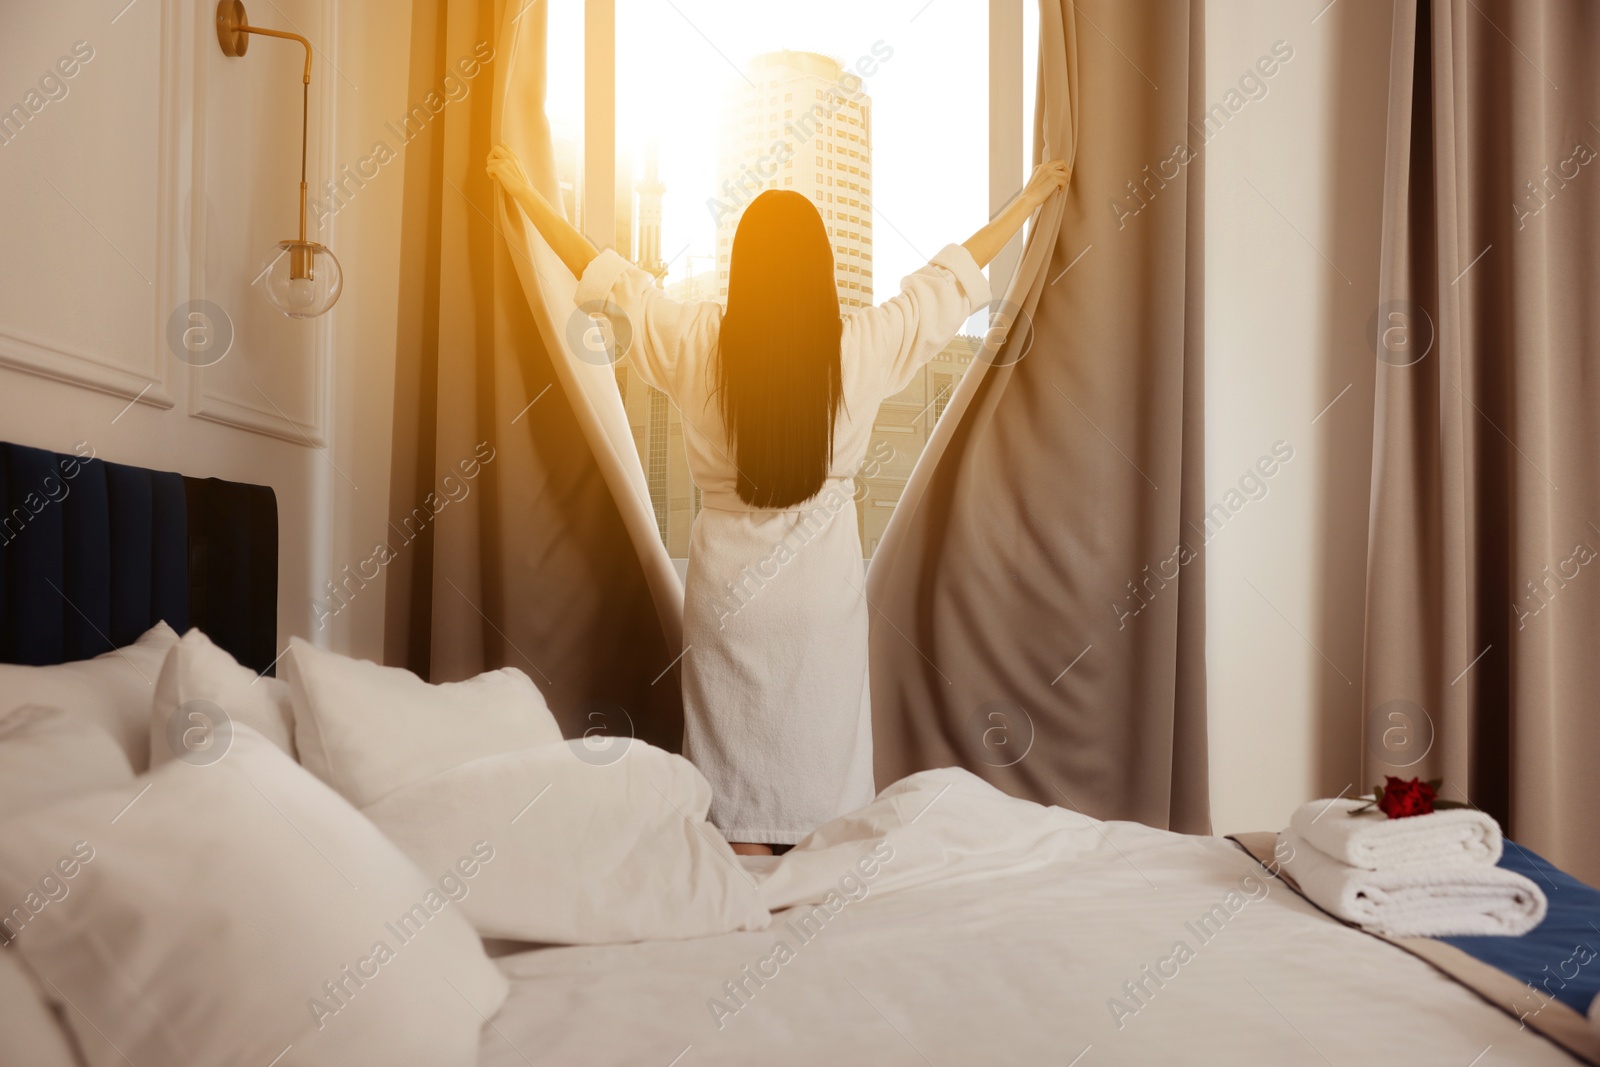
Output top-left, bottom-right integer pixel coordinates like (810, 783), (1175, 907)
(1377, 776), (1437, 819)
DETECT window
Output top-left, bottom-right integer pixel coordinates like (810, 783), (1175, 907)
(604, 0), (998, 556)
(933, 373), (953, 423)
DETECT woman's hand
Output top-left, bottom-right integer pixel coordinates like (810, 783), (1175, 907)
(1021, 159), (1072, 208)
(961, 158), (1072, 269)
(486, 144), (601, 278)
(487, 144), (538, 206)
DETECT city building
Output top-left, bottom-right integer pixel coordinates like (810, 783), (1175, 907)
(713, 50), (874, 310)
(858, 335), (981, 553)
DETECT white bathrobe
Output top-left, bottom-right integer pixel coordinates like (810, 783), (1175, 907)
(575, 243), (992, 843)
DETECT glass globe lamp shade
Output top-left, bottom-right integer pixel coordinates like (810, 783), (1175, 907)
(258, 239), (341, 318)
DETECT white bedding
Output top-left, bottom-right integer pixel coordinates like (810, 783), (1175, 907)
(477, 770), (1574, 1066)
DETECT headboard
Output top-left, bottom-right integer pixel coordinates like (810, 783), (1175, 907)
(0, 442), (279, 674)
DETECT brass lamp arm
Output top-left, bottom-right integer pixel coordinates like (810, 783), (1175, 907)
(240, 25), (313, 84)
(216, 1), (312, 81)
(216, 1), (314, 242)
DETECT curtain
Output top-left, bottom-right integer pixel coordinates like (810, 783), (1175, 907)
(1365, 0), (1600, 881)
(385, 0), (685, 752)
(867, 0), (1210, 833)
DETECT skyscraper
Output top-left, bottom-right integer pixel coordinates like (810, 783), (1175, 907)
(712, 50), (874, 309)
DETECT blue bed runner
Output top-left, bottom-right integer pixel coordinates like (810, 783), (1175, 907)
(1441, 842), (1600, 1015)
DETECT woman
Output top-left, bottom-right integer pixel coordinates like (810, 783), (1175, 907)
(489, 145), (1070, 854)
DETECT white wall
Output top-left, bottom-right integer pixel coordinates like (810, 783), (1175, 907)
(0, 0), (410, 663)
(1203, 0), (1395, 833)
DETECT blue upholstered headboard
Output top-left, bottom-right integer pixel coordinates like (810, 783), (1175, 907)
(0, 442), (278, 674)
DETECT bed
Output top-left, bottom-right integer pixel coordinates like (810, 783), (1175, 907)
(478, 801), (1592, 1067)
(2, 441), (1595, 1067)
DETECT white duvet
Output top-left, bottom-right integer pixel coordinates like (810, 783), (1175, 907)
(479, 769), (1574, 1066)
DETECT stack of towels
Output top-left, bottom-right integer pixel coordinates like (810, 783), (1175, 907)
(1278, 798), (1547, 937)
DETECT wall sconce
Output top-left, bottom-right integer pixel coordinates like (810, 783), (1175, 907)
(216, 0), (342, 319)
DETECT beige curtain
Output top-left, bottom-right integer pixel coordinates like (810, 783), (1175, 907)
(867, 0), (1210, 833)
(385, 0), (685, 751)
(1365, 0), (1600, 881)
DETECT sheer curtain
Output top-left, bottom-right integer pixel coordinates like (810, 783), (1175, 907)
(385, 0), (684, 751)
(1365, 0), (1600, 881)
(867, 0), (1211, 832)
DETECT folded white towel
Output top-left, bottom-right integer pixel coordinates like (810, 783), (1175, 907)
(1277, 829), (1546, 937)
(1289, 797), (1503, 871)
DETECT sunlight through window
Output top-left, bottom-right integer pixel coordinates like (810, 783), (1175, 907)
(551, 1), (991, 557)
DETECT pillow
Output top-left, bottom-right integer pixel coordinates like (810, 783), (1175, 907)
(0, 621), (178, 772)
(283, 637), (564, 807)
(0, 725), (508, 1067)
(0, 705), (131, 1067)
(148, 628), (295, 768)
(0, 705), (133, 818)
(363, 739), (771, 944)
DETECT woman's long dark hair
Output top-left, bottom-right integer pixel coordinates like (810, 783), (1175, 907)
(717, 190), (842, 509)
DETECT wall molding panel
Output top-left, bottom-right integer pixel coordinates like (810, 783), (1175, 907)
(0, 0), (192, 411)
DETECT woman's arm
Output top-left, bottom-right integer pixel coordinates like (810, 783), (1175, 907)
(962, 159), (1072, 269)
(487, 145), (601, 279)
